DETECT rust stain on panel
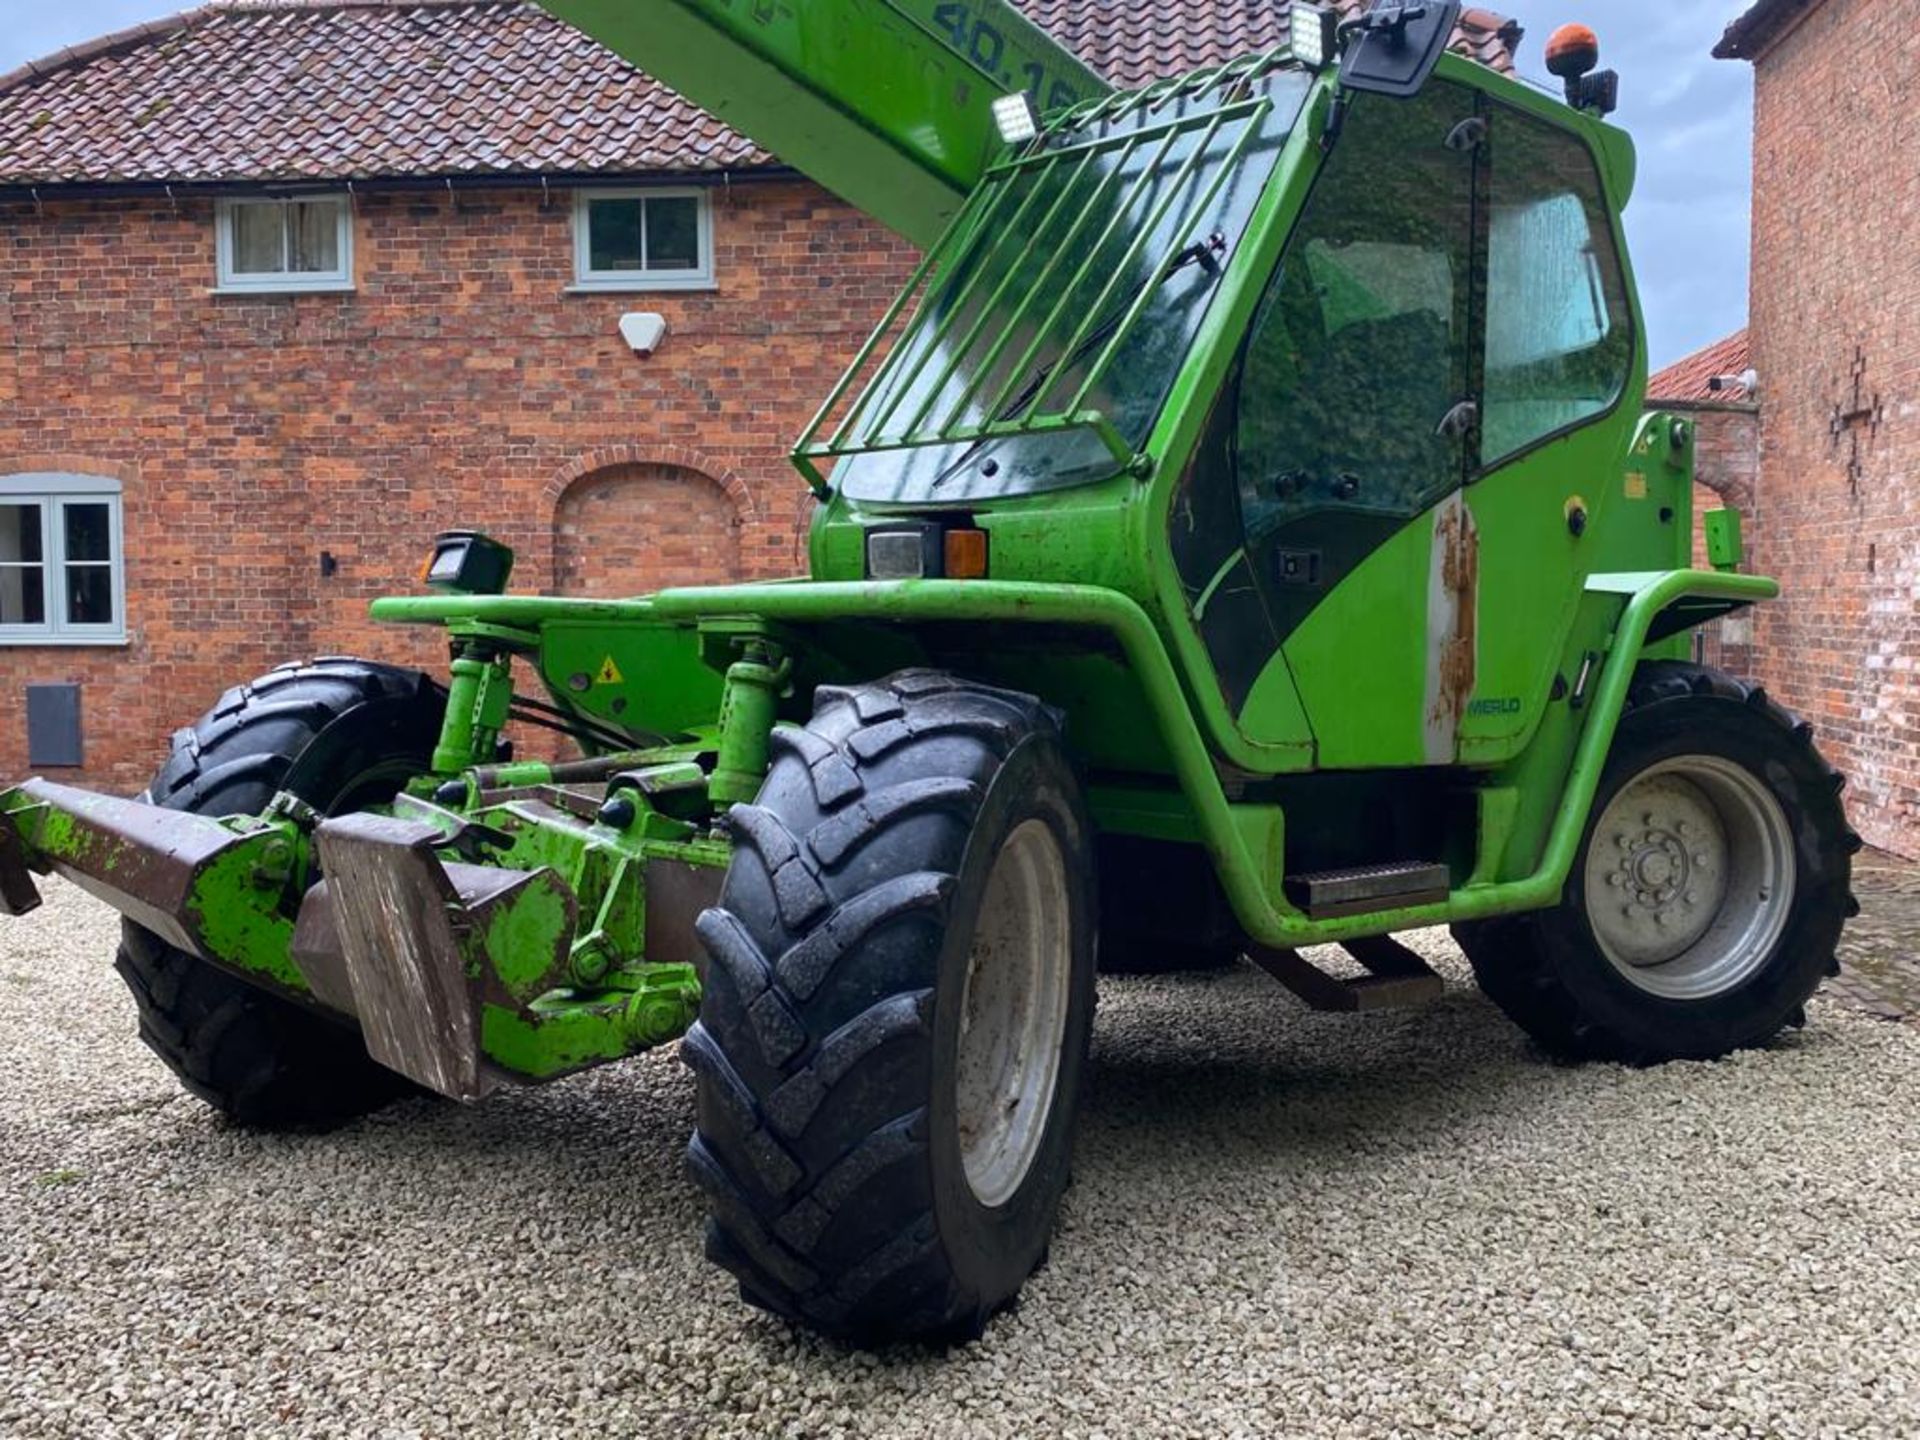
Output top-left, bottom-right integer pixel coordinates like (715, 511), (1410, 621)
(1426, 496), (1479, 761)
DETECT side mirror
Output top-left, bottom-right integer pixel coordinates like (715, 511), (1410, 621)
(1339, 1), (1462, 100)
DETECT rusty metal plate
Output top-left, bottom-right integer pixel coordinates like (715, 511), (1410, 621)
(314, 813), (493, 1102)
(644, 858), (726, 973)
(7, 778), (255, 954)
(288, 882), (357, 1016)
(312, 813), (578, 1102)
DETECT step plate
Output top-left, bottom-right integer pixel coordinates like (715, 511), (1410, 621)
(1285, 861), (1450, 920)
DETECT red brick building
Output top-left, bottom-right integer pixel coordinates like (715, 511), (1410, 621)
(0, 0), (1518, 791)
(1719, 0), (1920, 855)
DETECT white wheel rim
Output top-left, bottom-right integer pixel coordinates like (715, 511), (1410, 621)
(1583, 754), (1796, 1001)
(955, 819), (1073, 1209)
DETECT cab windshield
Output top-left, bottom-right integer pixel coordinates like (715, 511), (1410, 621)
(813, 63), (1313, 506)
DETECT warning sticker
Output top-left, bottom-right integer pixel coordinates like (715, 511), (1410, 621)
(595, 656), (624, 686)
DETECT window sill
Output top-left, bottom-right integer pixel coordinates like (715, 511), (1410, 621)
(0, 634), (130, 649)
(566, 279), (718, 295)
(211, 282), (356, 297)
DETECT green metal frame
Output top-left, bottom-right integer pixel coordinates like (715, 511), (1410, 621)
(793, 55), (1292, 490)
(369, 557), (1775, 949)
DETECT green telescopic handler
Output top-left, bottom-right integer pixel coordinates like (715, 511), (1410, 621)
(0, 1), (1857, 1344)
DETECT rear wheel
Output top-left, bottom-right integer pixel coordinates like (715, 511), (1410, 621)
(1457, 662), (1858, 1063)
(686, 671), (1097, 1344)
(115, 659), (444, 1128)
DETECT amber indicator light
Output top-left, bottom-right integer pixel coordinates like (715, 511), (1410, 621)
(944, 528), (989, 579)
(1546, 23), (1600, 79)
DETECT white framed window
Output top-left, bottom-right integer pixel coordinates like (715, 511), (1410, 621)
(0, 475), (126, 646)
(572, 187), (715, 292)
(215, 195), (354, 293)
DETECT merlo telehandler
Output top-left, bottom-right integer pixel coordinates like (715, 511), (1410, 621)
(0, 1), (1856, 1344)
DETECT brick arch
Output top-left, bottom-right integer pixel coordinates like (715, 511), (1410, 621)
(3, 454), (142, 491)
(1693, 473), (1754, 515)
(550, 457), (746, 598)
(544, 445), (759, 523)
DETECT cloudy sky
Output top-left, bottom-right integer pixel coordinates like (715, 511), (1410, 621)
(2, 1), (1758, 367)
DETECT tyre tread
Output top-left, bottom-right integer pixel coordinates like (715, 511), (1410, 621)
(114, 658), (435, 1128)
(687, 670), (1058, 1341)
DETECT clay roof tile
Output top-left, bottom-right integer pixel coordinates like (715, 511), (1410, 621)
(1648, 330), (1754, 406)
(0, 0), (1518, 187)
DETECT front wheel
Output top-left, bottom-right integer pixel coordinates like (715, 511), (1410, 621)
(116, 658), (445, 1128)
(1457, 662), (1858, 1064)
(685, 671), (1097, 1345)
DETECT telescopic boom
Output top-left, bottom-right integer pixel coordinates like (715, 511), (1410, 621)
(536, 0), (1110, 245)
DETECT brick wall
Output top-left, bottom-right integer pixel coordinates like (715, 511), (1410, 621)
(0, 180), (914, 791)
(1747, 0), (1920, 854)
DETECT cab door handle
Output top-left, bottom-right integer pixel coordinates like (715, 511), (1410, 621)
(1437, 400), (1480, 440)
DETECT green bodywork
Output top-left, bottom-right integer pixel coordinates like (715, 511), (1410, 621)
(0, 21), (1779, 1097)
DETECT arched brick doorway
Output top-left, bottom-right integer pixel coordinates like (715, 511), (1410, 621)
(553, 462), (742, 597)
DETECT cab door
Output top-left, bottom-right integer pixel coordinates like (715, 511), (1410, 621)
(1197, 81), (1483, 768)
(1459, 104), (1640, 764)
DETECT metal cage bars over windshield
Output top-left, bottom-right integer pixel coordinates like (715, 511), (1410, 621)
(791, 51), (1300, 494)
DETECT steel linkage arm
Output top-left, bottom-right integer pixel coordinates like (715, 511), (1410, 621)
(0, 778), (307, 987)
(0, 774), (710, 1102)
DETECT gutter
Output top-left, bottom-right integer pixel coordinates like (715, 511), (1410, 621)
(1650, 399), (1760, 417)
(1714, 0), (1825, 61)
(0, 165), (800, 206)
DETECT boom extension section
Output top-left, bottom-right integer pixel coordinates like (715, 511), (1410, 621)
(535, 0), (1109, 244)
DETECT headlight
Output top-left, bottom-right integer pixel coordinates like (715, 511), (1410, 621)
(1289, 3), (1336, 69)
(992, 91), (1041, 147)
(422, 531), (515, 595)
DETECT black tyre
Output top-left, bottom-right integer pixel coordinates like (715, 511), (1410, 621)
(115, 658), (445, 1128)
(1456, 661), (1858, 1063)
(686, 670), (1097, 1345)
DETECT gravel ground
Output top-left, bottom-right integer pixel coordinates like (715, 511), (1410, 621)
(4, 877), (1919, 1440)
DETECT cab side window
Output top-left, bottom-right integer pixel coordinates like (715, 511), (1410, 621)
(1237, 85), (1476, 543)
(1481, 113), (1633, 463)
